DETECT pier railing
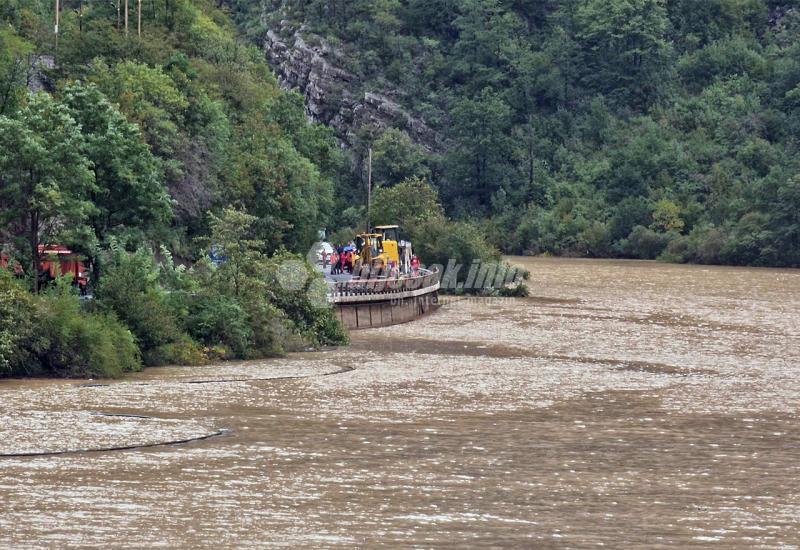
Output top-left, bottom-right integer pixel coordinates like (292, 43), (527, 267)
(327, 268), (440, 303)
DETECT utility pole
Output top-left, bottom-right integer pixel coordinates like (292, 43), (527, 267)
(124, 0), (128, 36)
(116, 0), (120, 30)
(137, 0), (142, 36)
(54, 0), (59, 53)
(366, 147), (372, 234)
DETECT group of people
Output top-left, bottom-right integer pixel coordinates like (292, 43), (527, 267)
(321, 242), (423, 278)
(323, 244), (355, 275)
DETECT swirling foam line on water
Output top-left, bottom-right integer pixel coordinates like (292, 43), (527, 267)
(1, 366), (358, 458)
(77, 365), (356, 388)
(0, 413), (229, 458)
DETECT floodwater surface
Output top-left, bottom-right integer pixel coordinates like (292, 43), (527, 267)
(1, 257), (799, 547)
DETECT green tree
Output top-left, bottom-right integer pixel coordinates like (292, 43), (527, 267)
(61, 81), (172, 244)
(0, 29), (32, 116)
(450, 0), (522, 92)
(651, 199), (685, 232)
(403, 0), (460, 38)
(677, 36), (768, 91)
(372, 128), (431, 186)
(228, 122), (333, 253)
(91, 61), (189, 159)
(573, 0), (672, 108)
(773, 174), (800, 266)
(0, 271), (35, 374)
(95, 245), (182, 355)
(371, 176), (445, 228)
(207, 206), (266, 298)
(0, 93), (95, 291)
(667, 0), (767, 52)
(444, 87), (512, 214)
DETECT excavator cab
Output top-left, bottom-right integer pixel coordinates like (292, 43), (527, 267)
(373, 225), (399, 269)
(354, 233), (385, 275)
(374, 225), (413, 274)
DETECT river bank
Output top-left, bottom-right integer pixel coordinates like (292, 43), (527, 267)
(1, 257), (798, 546)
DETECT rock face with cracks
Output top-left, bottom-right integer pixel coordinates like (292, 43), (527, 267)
(262, 22), (440, 151)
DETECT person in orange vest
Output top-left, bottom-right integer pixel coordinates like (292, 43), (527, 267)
(330, 250), (340, 274)
(344, 250), (353, 273)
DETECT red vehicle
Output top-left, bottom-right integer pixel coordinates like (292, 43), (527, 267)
(1, 245), (89, 292)
(38, 245), (90, 292)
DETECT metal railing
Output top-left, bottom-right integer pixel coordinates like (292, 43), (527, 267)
(328, 268), (440, 302)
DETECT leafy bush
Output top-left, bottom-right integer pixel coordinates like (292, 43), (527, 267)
(145, 335), (208, 367)
(240, 300), (293, 356)
(263, 251), (349, 347)
(186, 293), (252, 358)
(620, 226), (673, 259)
(659, 225), (727, 264)
(0, 271), (35, 374)
(1, 273), (140, 378)
(34, 288), (141, 378)
(95, 246), (182, 352)
(498, 283), (531, 298)
(719, 212), (774, 266)
(310, 307), (350, 347)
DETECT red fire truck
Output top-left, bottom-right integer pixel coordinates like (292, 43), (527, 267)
(1, 245), (89, 292)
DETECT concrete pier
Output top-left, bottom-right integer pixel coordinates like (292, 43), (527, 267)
(327, 268), (440, 330)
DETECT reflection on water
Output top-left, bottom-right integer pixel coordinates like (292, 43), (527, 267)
(1, 257), (799, 546)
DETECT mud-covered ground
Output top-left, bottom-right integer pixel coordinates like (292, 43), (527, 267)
(1, 257), (798, 547)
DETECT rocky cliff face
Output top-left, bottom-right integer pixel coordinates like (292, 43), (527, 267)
(262, 22), (440, 152)
(26, 55), (55, 94)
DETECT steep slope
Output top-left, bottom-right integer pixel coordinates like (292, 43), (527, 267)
(241, 0), (800, 268)
(263, 22), (440, 151)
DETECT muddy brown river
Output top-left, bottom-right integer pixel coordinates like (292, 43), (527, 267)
(1, 257), (799, 547)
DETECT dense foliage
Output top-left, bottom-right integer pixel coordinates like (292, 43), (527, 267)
(0, 271), (140, 378)
(0, 0), (347, 376)
(256, 0), (800, 267)
(3, 0), (799, 373)
(95, 208), (346, 369)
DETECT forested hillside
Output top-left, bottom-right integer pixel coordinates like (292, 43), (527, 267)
(248, 0), (800, 267)
(2, 0), (342, 254)
(2, 0), (799, 376)
(0, 0), (347, 377)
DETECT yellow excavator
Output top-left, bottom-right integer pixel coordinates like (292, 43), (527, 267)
(353, 232), (383, 272)
(354, 225), (413, 275)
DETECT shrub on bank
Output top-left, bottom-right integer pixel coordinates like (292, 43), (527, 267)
(95, 246), (183, 354)
(0, 271), (36, 375)
(36, 289), (141, 378)
(144, 335), (208, 367)
(264, 251), (349, 347)
(619, 226), (673, 259)
(0, 274), (141, 378)
(185, 292), (253, 358)
(1, 216), (351, 377)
